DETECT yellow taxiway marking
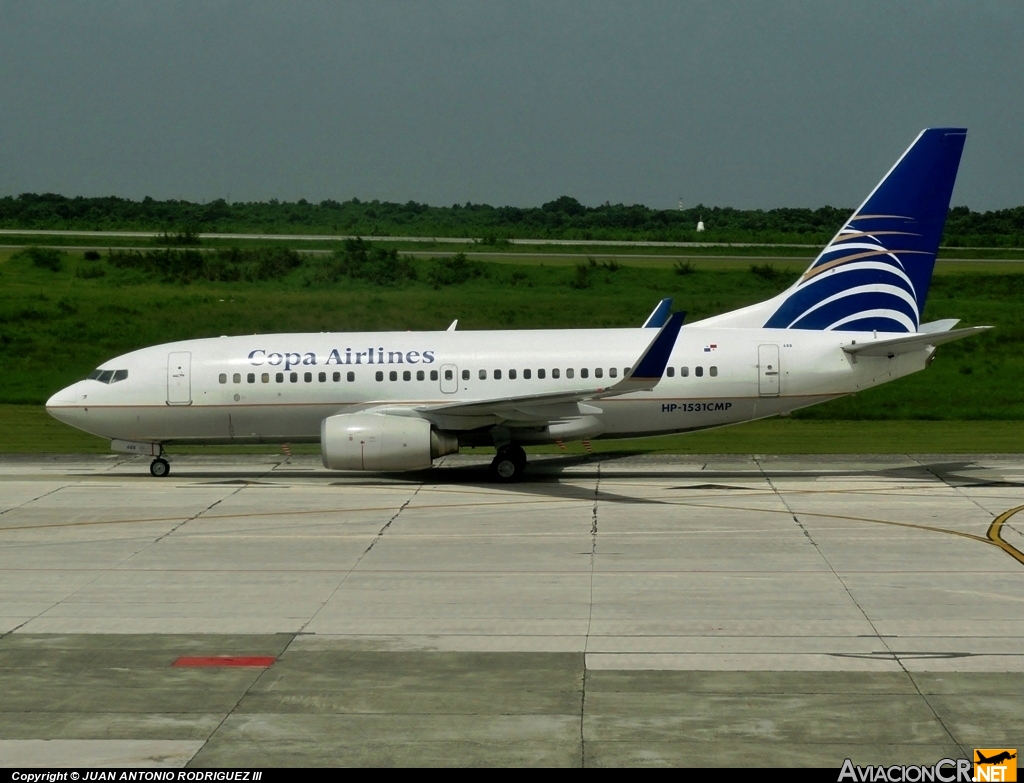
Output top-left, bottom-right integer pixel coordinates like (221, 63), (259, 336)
(987, 504), (1024, 566)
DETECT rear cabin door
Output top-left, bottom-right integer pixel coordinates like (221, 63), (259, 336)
(167, 352), (192, 405)
(440, 364), (459, 394)
(758, 344), (780, 396)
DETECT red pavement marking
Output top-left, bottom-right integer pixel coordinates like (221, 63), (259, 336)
(172, 656), (276, 667)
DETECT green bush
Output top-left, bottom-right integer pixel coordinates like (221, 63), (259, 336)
(427, 253), (482, 289)
(20, 246), (65, 272)
(308, 239), (417, 287)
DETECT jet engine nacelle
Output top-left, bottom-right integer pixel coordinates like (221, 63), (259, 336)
(320, 412), (458, 471)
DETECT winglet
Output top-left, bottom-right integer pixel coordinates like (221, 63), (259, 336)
(594, 311), (684, 397)
(642, 298), (674, 328)
(631, 311), (685, 380)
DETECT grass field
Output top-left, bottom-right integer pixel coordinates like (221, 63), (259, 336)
(2, 243), (1022, 454)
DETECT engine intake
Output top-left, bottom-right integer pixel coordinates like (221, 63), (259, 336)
(321, 412), (457, 471)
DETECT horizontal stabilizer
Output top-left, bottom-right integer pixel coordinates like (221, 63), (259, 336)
(843, 326), (991, 358)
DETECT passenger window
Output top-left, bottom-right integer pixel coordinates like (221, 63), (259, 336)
(218, 373), (227, 384)
(319, 372), (326, 382)
(552, 368), (560, 379)
(494, 369), (502, 380)
(275, 373), (284, 383)
(509, 369), (517, 380)
(695, 366), (704, 377)
(581, 368), (589, 379)
(389, 370), (398, 381)
(566, 368), (574, 379)
(403, 370), (411, 381)
(112, 369), (128, 383)
(710, 366), (718, 377)
(666, 366), (674, 377)
(445, 370), (453, 381)
(462, 369), (470, 380)
(524, 369), (532, 379)
(261, 373), (269, 383)
(301, 372), (309, 382)
(681, 366), (689, 377)
(595, 368), (603, 379)
(231, 373), (240, 384)
(346, 372), (355, 382)
(416, 370), (425, 381)
(247, 373), (255, 384)
(431, 370), (439, 381)
(538, 369), (546, 379)
(290, 372), (298, 383)
(376, 371), (384, 382)
(479, 369), (487, 380)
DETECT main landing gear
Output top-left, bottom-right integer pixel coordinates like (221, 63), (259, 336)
(150, 457), (170, 477)
(490, 444), (527, 482)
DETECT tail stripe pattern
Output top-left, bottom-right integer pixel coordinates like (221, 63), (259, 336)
(763, 128), (967, 333)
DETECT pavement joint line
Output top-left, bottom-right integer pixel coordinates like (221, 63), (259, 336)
(185, 632), (298, 768)
(0, 496), (583, 534)
(580, 461), (601, 768)
(0, 488), (1001, 548)
(297, 482), (424, 635)
(755, 457), (969, 757)
(33, 458), (289, 634)
(10, 469), (280, 634)
(0, 483), (70, 517)
(661, 498), (995, 545)
(0, 477), (122, 639)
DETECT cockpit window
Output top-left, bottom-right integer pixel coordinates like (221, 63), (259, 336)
(89, 369), (128, 384)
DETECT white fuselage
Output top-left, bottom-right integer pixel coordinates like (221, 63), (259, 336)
(45, 325), (930, 447)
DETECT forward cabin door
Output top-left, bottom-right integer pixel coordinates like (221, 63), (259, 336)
(167, 352), (192, 405)
(757, 344), (780, 396)
(440, 364), (459, 394)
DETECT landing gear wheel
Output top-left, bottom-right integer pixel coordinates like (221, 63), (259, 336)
(150, 458), (170, 478)
(490, 445), (527, 482)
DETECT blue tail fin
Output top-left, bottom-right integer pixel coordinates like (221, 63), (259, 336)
(762, 128), (966, 333)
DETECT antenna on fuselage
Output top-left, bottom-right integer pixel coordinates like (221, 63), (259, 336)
(447, 320), (458, 331)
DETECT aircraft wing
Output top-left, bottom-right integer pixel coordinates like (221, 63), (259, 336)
(409, 311), (685, 425)
(843, 325), (992, 358)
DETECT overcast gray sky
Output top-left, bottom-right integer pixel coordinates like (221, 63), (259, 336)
(1, 1), (1021, 210)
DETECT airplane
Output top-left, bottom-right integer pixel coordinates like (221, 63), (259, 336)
(46, 127), (990, 481)
(976, 752), (1016, 765)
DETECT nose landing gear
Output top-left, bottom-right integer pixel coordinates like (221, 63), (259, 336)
(150, 457), (170, 477)
(490, 444), (527, 482)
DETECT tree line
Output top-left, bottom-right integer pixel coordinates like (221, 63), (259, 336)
(1, 193), (1022, 246)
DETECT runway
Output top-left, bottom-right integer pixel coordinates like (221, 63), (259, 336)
(1, 453), (1023, 766)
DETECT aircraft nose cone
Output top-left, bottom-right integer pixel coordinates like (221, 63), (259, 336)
(46, 388), (72, 410)
(46, 384), (85, 422)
